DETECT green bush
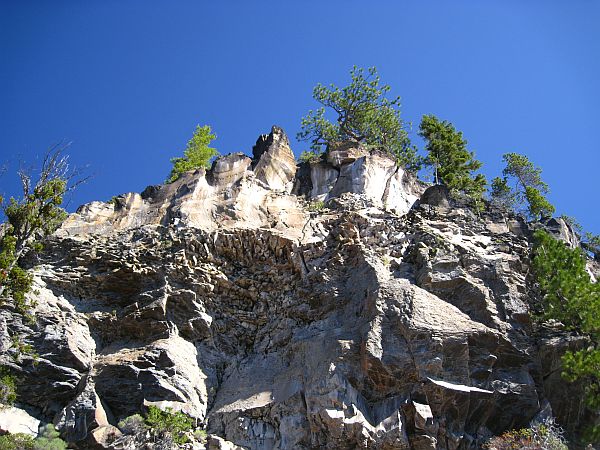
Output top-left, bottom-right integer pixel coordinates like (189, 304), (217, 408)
(307, 200), (325, 212)
(32, 424), (67, 450)
(298, 150), (322, 164)
(0, 433), (35, 449)
(419, 114), (487, 205)
(0, 366), (17, 405)
(145, 405), (194, 445)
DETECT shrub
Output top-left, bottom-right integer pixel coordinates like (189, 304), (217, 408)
(145, 405), (194, 445)
(118, 413), (147, 435)
(194, 429), (208, 442)
(485, 418), (568, 450)
(298, 150), (322, 164)
(33, 424), (67, 450)
(0, 433), (35, 449)
(0, 366), (17, 405)
(307, 200), (325, 212)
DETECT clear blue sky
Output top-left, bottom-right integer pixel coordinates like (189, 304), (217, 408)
(1, 1), (599, 233)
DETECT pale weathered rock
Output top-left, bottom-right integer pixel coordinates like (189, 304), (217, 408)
(0, 405), (41, 436)
(326, 141), (368, 168)
(89, 425), (123, 449)
(251, 126), (297, 192)
(1, 130), (595, 448)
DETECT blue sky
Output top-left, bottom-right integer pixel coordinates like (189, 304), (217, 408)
(1, 1), (599, 233)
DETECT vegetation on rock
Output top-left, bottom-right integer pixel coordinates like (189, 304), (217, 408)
(32, 424), (67, 450)
(0, 146), (80, 316)
(0, 424), (67, 450)
(167, 125), (220, 183)
(0, 366), (17, 405)
(533, 230), (600, 441)
(485, 418), (568, 450)
(418, 114), (487, 204)
(118, 406), (195, 446)
(145, 405), (194, 444)
(492, 152), (555, 220)
(298, 66), (421, 171)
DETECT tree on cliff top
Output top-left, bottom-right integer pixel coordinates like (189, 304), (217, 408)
(297, 66), (421, 171)
(492, 152), (555, 220)
(167, 125), (219, 183)
(418, 114), (487, 202)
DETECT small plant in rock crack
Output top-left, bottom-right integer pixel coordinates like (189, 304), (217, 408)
(307, 200), (325, 212)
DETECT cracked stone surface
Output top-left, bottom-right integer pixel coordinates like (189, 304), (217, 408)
(0, 127), (594, 449)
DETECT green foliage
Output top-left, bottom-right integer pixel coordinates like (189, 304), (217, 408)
(307, 200), (325, 212)
(0, 148), (71, 314)
(298, 66), (421, 171)
(298, 150), (322, 164)
(524, 186), (555, 221)
(485, 418), (568, 450)
(494, 152), (555, 220)
(418, 114), (487, 202)
(194, 429), (208, 442)
(0, 433), (35, 449)
(0, 366), (17, 405)
(145, 405), (194, 444)
(118, 413), (147, 435)
(533, 230), (600, 440)
(33, 424), (67, 450)
(167, 125), (219, 183)
(490, 177), (515, 209)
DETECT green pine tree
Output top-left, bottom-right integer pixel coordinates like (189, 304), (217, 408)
(493, 152), (555, 220)
(298, 66), (421, 171)
(166, 125), (219, 183)
(418, 114), (487, 202)
(533, 230), (600, 441)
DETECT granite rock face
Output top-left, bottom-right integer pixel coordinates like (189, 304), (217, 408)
(0, 127), (594, 449)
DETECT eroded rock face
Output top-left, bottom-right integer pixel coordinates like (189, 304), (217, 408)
(1, 127), (594, 449)
(297, 145), (424, 216)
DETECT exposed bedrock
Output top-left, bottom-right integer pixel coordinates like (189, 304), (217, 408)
(0, 126), (594, 449)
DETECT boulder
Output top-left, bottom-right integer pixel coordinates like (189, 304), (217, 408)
(419, 184), (450, 208)
(0, 405), (41, 436)
(326, 141), (367, 168)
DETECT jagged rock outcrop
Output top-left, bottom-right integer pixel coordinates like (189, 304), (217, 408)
(0, 126), (594, 449)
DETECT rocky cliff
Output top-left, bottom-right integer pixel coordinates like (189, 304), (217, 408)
(0, 127), (594, 449)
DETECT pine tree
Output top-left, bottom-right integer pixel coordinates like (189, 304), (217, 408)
(167, 125), (219, 183)
(493, 152), (555, 220)
(298, 66), (421, 171)
(533, 230), (600, 441)
(418, 114), (487, 202)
